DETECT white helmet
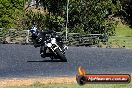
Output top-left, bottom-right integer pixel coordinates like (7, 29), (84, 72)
(30, 26), (37, 34)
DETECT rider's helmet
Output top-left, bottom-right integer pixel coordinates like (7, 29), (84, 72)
(30, 26), (38, 35)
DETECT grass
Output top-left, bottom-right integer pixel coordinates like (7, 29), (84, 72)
(7, 82), (132, 88)
(115, 22), (132, 36)
(107, 22), (132, 48)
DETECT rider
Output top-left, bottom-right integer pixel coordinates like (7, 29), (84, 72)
(29, 20), (41, 47)
(29, 20), (68, 58)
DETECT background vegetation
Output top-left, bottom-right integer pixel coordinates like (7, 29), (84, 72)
(0, 0), (130, 33)
(0, 0), (24, 28)
(0, 0), (132, 47)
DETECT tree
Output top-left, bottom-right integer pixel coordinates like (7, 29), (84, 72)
(0, 0), (24, 28)
(118, 0), (132, 27)
(24, 0), (66, 31)
(68, 0), (120, 35)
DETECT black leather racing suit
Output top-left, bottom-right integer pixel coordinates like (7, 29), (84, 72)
(31, 29), (64, 58)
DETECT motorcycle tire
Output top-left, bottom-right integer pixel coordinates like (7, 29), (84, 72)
(40, 46), (45, 58)
(40, 52), (45, 58)
(54, 48), (67, 62)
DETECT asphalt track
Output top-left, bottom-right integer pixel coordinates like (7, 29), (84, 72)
(0, 44), (132, 78)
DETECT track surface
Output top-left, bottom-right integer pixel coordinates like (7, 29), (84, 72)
(0, 44), (132, 78)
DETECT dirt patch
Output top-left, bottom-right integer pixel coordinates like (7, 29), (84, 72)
(0, 76), (76, 88)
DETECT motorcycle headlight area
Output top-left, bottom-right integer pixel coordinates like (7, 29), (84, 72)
(47, 43), (52, 47)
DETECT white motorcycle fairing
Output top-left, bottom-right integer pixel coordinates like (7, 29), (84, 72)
(45, 38), (61, 52)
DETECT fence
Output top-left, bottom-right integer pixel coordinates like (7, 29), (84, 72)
(0, 29), (108, 46)
(0, 29), (30, 44)
(61, 33), (108, 46)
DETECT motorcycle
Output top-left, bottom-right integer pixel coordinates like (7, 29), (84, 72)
(39, 33), (68, 62)
(29, 26), (67, 62)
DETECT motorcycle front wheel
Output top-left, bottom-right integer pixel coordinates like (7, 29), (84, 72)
(54, 48), (67, 62)
(40, 46), (46, 58)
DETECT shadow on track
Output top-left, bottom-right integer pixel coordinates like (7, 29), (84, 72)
(27, 59), (67, 62)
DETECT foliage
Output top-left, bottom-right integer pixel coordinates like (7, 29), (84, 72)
(45, 15), (65, 31)
(0, 0), (24, 28)
(28, 0), (120, 35)
(1, 0), (130, 36)
(22, 10), (65, 31)
(36, 0), (67, 16)
(118, 0), (132, 27)
(22, 10), (46, 30)
(68, 0), (120, 35)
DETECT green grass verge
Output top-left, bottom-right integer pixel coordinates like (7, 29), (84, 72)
(115, 22), (132, 36)
(7, 82), (132, 88)
(107, 22), (132, 48)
